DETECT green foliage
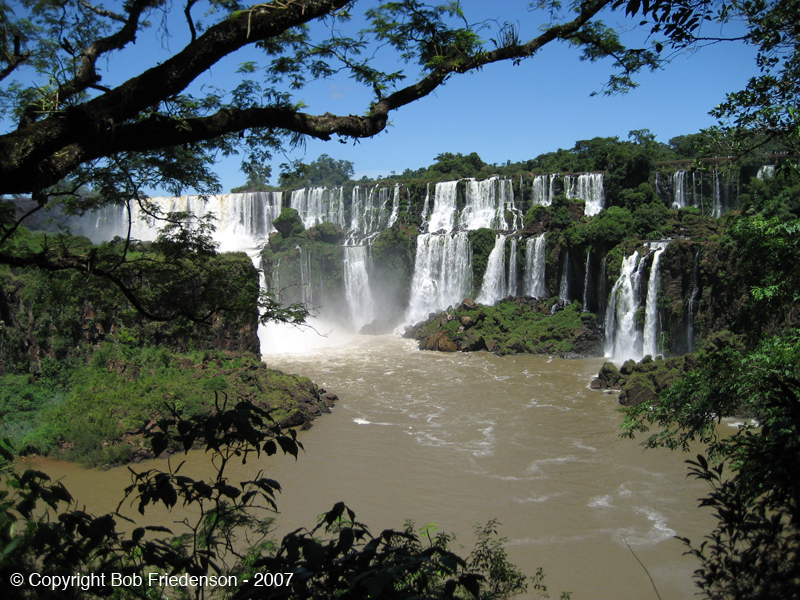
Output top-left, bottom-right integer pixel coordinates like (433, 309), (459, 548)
(272, 207), (305, 239)
(278, 154), (355, 189)
(564, 206), (636, 251)
(469, 228), (497, 292)
(415, 299), (599, 356)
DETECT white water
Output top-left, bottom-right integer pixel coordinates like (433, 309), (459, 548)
(427, 181), (459, 233)
(524, 234), (547, 298)
(343, 246), (375, 331)
(461, 177), (519, 230)
(405, 232), (472, 324)
(290, 187), (345, 229)
(476, 234), (508, 305)
(559, 250), (570, 302)
(642, 242), (669, 357)
(565, 173), (605, 216)
(672, 171), (687, 209)
(531, 174), (555, 207)
(507, 237), (518, 297)
(604, 251), (643, 361)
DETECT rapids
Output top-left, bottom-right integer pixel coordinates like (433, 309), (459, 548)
(36, 334), (711, 599)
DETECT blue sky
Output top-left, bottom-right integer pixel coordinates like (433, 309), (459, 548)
(3, 1), (760, 193)
(207, 1), (759, 189)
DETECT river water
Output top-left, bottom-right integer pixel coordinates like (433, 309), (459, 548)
(35, 334), (711, 599)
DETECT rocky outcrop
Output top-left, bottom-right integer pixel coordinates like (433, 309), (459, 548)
(407, 297), (603, 357)
(592, 353), (698, 406)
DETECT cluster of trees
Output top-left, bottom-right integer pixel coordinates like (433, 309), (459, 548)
(1, 0), (799, 597)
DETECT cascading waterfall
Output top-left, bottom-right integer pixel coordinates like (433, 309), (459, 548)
(476, 234), (508, 305)
(349, 185), (394, 237)
(290, 187), (345, 229)
(343, 246), (376, 331)
(672, 171), (687, 209)
(420, 183), (431, 223)
(642, 242), (669, 357)
(686, 251), (700, 352)
(757, 165), (776, 180)
(386, 184), (400, 229)
(711, 171), (722, 218)
(461, 177), (514, 230)
(565, 173), (605, 216)
(604, 251), (644, 360)
(507, 237), (518, 297)
(559, 250), (570, 301)
(426, 181), (459, 232)
(405, 232), (472, 324)
(85, 192), (283, 251)
(531, 174), (555, 207)
(524, 233), (547, 297)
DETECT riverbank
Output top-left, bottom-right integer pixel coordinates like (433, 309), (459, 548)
(2, 347), (336, 467)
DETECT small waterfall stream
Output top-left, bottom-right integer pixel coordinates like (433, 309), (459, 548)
(524, 234), (547, 297)
(476, 234), (508, 305)
(642, 242), (669, 357)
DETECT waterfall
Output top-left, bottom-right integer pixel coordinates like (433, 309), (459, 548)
(582, 250), (591, 312)
(461, 177), (505, 230)
(524, 234), (547, 297)
(343, 246), (375, 331)
(672, 171), (687, 209)
(427, 181), (459, 232)
(405, 232), (472, 324)
(290, 187), (344, 229)
(642, 242), (669, 357)
(476, 234), (508, 305)
(83, 192), (284, 251)
(420, 183), (431, 223)
(507, 237), (518, 297)
(604, 251), (644, 360)
(565, 173), (605, 216)
(386, 184), (400, 229)
(531, 174), (555, 207)
(757, 165), (776, 180)
(711, 171), (722, 218)
(687, 251), (700, 352)
(559, 250), (570, 301)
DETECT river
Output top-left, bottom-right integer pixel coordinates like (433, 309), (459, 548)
(34, 334), (712, 599)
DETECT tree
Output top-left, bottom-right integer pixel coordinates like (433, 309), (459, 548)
(231, 162), (273, 192)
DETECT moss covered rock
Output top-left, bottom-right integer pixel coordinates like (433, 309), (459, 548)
(407, 297), (603, 357)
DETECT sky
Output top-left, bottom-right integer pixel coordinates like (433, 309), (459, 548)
(4, 0), (761, 194)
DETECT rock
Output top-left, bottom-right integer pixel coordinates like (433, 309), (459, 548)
(590, 377), (607, 389)
(460, 298), (476, 310)
(300, 420), (313, 431)
(620, 359), (637, 376)
(618, 374), (657, 406)
(323, 392), (338, 407)
(279, 410), (307, 429)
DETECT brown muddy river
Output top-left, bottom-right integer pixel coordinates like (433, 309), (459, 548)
(34, 334), (713, 599)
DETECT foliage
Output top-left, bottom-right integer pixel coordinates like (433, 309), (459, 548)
(278, 154), (355, 189)
(414, 298), (600, 357)
(703, 0), (800, 162)
(468, 228), (497, 292)
(273, 207), (306, 239)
